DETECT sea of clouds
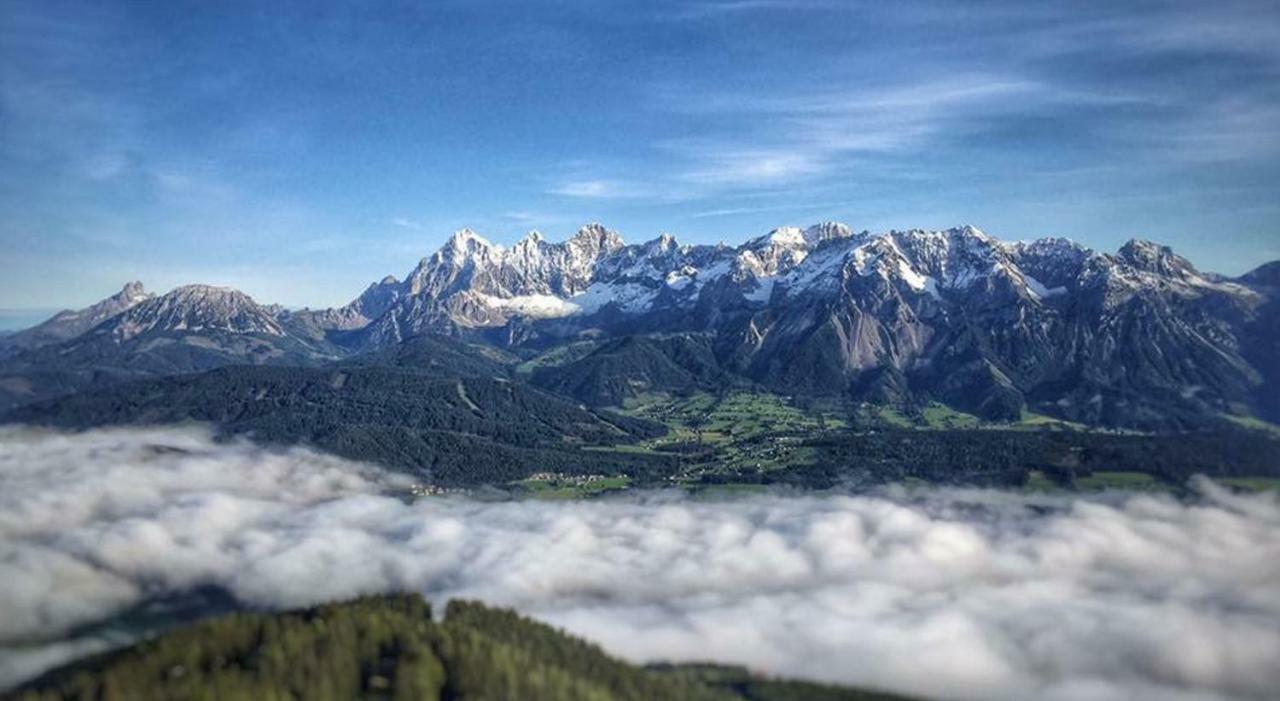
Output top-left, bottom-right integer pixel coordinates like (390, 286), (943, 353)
(1, 426), (1278, 701)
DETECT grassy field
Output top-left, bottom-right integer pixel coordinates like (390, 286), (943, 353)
(601, 392), (1276, 495)
(1024, 469), (1169, 493)
(1075, 471), (1164, 491)
(1013, 410), (1091, 431)
(1023, 470), (1060, 492)
(1221, 414), (1280, 438)
(853, 403), (1091, 432)
(919, 402), (982, 429)
(1214, 476), (1280, 492)
(514, 340), (604, 376)
(514, 474), (632, 499)
(618, 390), (842, 478)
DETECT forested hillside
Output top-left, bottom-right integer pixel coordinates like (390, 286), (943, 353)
(3, 366), (674, 486)
(530, 334), (746, 406)
(5, 595), (919, 701)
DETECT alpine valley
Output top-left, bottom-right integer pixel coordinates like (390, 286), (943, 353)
(3, 222), (1278, 492)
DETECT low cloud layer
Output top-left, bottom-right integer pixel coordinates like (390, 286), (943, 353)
(2, 427), (1278, 700)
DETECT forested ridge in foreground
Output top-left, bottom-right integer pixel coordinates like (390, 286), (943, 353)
(6, 595), (918, 701)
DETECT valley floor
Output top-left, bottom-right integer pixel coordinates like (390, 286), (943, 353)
(491, 390), (1280, 499)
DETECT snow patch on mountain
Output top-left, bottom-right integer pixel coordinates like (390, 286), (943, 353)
(480, 294), (580, 319)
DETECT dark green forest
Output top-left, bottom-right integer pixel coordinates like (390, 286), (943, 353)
(3, 366), (676, 486)
(529, 334), (745, 406)
(5, 331), (1278, 491)
(706, 426), (1280, 489)
(6, 595), (918, 701)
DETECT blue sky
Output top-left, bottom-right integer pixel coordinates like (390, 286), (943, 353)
(2, 0), (1278, 314)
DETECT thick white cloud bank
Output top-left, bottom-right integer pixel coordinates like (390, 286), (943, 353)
(1, 427), (1278, 701)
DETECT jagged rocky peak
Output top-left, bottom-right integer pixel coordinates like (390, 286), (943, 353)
(74, 281), (152, 316)
(512, 230), (546, 251)
(119, 280), (148, 301)
(1116, 238), (1198, 277)
(804, 221), (854, 245)
(440, 228), (499, 261)
(80, 281), (153, 317)
(0, 281), (156, 350)
(350, 276), (404, 316)
(739, 222), (850, 277)
(1005, 237), (1094, 288)
(1006, 236), (1091, 261)
(954, 223), (989, 239)
(875, 226), (1010, 289)
(569, 222), (626, 256)
(646, 232), (681, 254)
(759, 226), (806, 247)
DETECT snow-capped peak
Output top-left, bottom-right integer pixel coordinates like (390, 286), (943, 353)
(570, 222), (626, 254)
(646, 233), (680, 254)
(802, 221), (854, 246)
(119, 281), (148, 303)
(1116, 238), (1197, 278)
(446, 228), (497, 253)
(762, 226), (806, 247)
(348, 221), (1266, 344)
(954, 224), (989, 240)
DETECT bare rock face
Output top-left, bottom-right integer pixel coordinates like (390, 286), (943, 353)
(319, 221), (1274, 428)
(101, 284), (286, 341)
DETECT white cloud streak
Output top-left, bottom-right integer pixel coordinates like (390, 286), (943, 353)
(654, 76), (1124, 189)
(548, 178), (660, 200)
(1, 427), (1278, 701)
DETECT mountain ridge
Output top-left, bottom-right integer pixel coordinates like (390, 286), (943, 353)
(2, 222), (1277, 429)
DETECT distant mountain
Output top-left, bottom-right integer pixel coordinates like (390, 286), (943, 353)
(279, 274), (405, 341)
(1237, 260), (1280, 288)
(6, 594), (918, 701)
(0, 281), (150, 354)
(0, 284), (340, 410)
(1, 222), (1276, 429)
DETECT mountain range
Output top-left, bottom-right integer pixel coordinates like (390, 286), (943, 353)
(2, 222), (1277, 430)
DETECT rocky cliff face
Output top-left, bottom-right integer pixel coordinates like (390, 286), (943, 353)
(330, 222), (1274, 427)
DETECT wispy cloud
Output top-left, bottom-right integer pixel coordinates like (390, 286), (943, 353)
(548, 179), (659, 200)
(648, 75), (1058, 190)
(690, 200), (847, 219)
(678, 148), (826, 186)
(390, 216), (425, 231)
(1152, 96), (1280, 163)
(659, 0), (845, 21)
